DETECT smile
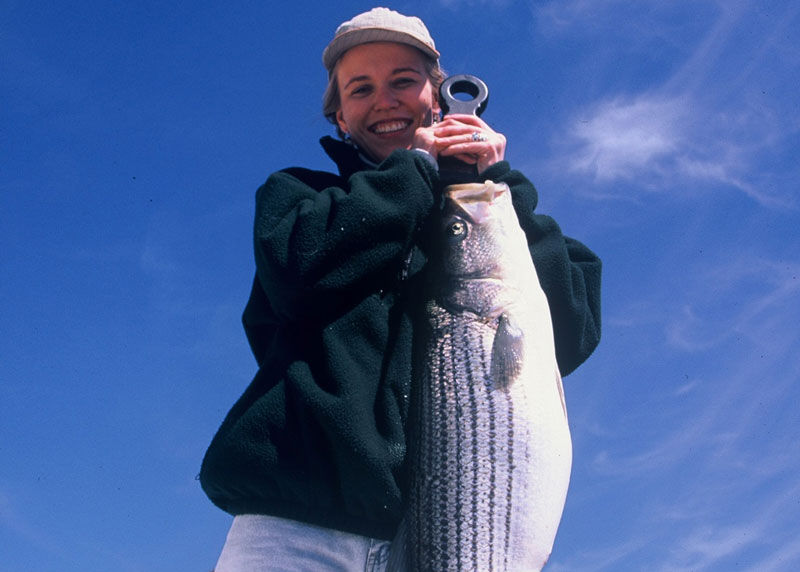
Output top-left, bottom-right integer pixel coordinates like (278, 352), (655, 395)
(370, 119), (412, 135)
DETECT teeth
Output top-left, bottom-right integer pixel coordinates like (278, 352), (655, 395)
(372, 120), (410, 134)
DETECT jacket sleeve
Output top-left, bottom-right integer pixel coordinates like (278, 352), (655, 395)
(251, 149), (438, 325)
(483, 162), (602, 376)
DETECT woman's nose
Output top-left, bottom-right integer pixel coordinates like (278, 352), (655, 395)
(373, 85), (399, 110)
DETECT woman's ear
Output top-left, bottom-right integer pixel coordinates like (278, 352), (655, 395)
(336, 109), (348, 136)
(432, 98), (442, 123)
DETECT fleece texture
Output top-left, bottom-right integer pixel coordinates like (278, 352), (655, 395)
(199, 136), (602, 540)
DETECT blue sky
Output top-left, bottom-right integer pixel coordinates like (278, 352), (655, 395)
(2, 0), (799, 570)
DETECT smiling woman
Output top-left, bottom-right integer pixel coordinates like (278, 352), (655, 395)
(333, 42), (440, 164)
(199, 6), (602, 571)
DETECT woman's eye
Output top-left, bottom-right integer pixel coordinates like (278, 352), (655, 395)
(394, 77), (416, 88)
(350, 85), (372, 97)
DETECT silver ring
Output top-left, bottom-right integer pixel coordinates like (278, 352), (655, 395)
(471, 132), (488, 142)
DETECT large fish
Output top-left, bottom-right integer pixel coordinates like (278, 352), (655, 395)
(388, 181), (572, 572)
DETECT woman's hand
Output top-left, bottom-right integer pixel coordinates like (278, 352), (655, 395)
(413, 114), (506, 173)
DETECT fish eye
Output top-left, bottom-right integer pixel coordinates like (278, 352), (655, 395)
(445, 219), (468, 241)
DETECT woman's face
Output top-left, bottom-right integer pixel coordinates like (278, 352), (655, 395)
(335, 42), (440, 163)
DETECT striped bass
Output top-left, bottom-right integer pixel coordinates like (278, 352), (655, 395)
(388, 181), (572, 572)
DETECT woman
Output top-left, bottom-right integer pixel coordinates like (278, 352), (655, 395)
(201, 7), (601, 571)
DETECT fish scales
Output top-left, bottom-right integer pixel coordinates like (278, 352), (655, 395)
(389, 181), (572, 572)
(416, 310), (522, 571)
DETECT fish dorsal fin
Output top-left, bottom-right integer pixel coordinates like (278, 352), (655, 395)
(491, 313), (525, 390)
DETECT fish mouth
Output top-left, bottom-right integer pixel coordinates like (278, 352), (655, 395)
(369, 118), (413, 135)
(450, 266), (505, 282)
(447, 275), (506, 287)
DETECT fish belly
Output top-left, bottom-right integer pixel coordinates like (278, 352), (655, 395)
(404, 307), (572, 572)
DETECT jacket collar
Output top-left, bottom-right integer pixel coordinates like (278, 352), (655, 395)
(320, 136), (377, 179)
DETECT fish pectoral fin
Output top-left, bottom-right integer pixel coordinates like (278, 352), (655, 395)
(491, 313), (525, 390)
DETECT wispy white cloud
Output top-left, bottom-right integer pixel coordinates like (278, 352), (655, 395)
(654, 523), (765, 571)
(559, 90), (795, 207)
(536, 0), (800, 207)
(438, 0), (512, 8)
(564, 95), (687, 183)
(665, 257), (800, 352)
(648, 479), (800, 571)
(534, 0), (675, 36)
(552, 475), (800, 571)
(547, 536), (651, 571)
(594, 254), (800, 472)
(564, 248), (800, 570)
(749, 536), (800, 572)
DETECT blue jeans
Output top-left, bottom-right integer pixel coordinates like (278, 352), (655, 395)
(214, 514), (392, 572)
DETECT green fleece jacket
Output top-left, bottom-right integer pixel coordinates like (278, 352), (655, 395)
(200, 136), (602, 540)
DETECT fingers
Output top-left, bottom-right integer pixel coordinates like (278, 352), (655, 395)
(437, 113), (489, 128)
(411, 124), (438, 156)
(433, 115), (506, 172)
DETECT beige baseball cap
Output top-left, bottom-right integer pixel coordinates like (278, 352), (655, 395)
(322, 7), (440, 73)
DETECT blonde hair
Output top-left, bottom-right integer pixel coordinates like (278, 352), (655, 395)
(322, 53), (446, 139)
